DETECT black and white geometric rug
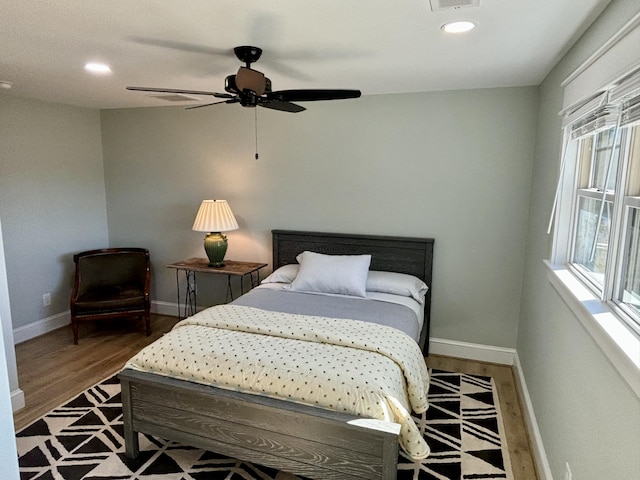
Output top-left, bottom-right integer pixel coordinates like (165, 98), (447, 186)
(17, 369), (513, 480)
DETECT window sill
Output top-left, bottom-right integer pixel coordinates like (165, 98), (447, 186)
(544, 260), (640, 398)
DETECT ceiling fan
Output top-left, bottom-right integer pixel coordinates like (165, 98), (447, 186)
(127, 46), (361, 113)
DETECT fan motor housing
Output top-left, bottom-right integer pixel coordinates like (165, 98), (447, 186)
(239, 90), (259, 107)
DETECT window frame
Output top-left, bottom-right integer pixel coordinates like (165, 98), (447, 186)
(565, 122), (640, 324)
(613, 198), (640, 337)
(568, 124), (624, 297)
(549, 69), (640, 399)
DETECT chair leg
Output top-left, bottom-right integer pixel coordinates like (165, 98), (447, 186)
(71, 318), (79, 345)
(144, 312), (151, 336)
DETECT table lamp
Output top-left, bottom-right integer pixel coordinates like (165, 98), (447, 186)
(192, 200), (239, 267)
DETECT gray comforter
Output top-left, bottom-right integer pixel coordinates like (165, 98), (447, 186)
(231, 287), (420, 342)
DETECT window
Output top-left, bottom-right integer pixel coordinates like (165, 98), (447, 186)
(616, 122), (640, 327)
(570, 127), (621, 288)
(553, 71), (640, 335)
(549, 18), (640, 397)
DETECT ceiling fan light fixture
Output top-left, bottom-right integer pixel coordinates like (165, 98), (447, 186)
(441, 20), (477, 33)
(235, 67), (266, 96)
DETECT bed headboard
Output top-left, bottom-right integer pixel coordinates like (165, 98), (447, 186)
(271, 229), (434, 354)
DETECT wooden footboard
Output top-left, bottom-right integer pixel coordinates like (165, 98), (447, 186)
(119, 368), (400, 480)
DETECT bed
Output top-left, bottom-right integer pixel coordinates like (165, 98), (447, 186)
(119, 230), (434, 480)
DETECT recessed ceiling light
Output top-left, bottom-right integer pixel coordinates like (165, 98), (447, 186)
(84, 62), (112, 74)
(441, 20), (477, 33)
(0, 81), (12, 89)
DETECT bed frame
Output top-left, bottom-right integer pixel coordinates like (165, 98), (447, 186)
(119, 230), (434, 480)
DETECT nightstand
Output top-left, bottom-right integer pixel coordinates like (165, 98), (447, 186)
(166, 258), (267, 319)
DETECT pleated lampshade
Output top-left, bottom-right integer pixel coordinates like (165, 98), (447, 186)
(192, 200), (239, 233)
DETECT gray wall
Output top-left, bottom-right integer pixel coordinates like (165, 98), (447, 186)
(0, 94), (109, 330)
(518, 0), (640, 479)
(100, 87), (538, 348)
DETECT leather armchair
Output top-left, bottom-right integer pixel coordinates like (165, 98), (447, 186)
(70, 248), (151, 344)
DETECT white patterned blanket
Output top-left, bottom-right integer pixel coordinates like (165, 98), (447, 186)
(125, 304), (431, 460)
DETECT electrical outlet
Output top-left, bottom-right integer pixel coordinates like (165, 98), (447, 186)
(563, 462), (573, 480)
(42, 293), (51, 306)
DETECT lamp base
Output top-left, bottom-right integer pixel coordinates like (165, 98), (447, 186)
(203, 232), (228, 267)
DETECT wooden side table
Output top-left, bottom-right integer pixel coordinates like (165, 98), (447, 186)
(166, 258), (268, 319)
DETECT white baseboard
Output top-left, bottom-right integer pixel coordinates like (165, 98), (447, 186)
(12, 301), (180, 345)
(11, 387), (25, 412)
(513, 352), (553, 480)
(152, 300), (206, 317)
(429, 337), (517, 365)
(13, 311), (70, 344)
(151, 300), (180, 317)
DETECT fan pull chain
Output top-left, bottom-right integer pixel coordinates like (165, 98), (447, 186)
(254, 108), (259, 160)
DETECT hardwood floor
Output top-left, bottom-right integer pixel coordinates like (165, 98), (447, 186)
(13, 315), (538, 479)
(13, 314), (179, 430)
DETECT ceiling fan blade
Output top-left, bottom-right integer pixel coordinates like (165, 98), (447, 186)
(126, 86), (233, 99)
(268, 89), (361, 102)
(259, 99), (306, 113)
(129, 37), (230, 57)
(185, 98), (240, 110)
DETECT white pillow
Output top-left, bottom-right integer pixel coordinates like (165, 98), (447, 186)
(261, 264), (299, 284)
(366, 270), (429, 304)
(263, 263), (429, 303)
(287, 251), (371, 297)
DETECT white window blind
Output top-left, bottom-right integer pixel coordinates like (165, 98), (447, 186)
(549, 66), (640, 233)
(570, 105), (619, 140)
(620, 95), (640, 127)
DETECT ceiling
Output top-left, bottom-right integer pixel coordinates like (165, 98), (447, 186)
(0, 0), (611, 110)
